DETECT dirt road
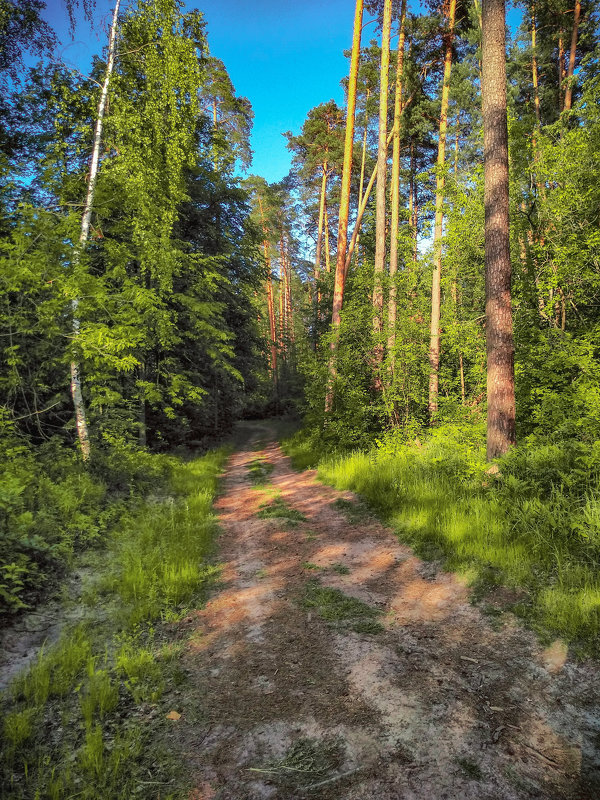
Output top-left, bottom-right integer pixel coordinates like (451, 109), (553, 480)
(174, 424), (600, 799)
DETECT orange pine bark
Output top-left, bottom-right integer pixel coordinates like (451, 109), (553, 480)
(325, 0), (364, 412)
(428, 0), (457, 420)
(387, 0), (407, 375)
(563, 0), (581, 111)
(372, 0), (393, 379)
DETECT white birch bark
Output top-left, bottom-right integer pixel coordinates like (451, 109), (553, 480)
(71, 0), (121, 461)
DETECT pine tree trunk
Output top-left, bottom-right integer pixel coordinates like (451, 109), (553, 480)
(314, 163), (328, 325)
(325, 0), (364, 412)
(428, 0), (456, 421)
(558, 31), (566, 111)
(258, 198), (278, 390)
(482, 0), (516, 460)
(387, 0), (407, 378)
(359, 113), (368, 204)
(531, 3), (541, 128)
(71, 0), (121, 462)
(324, 201), (331, 273)
(372, 0), (393, 382)
(563, 0), (581, 111)
(409, 139), (418, 268)
(345, 128), (395, 272)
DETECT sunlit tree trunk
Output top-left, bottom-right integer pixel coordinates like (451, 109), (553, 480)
(345, 128), (395, 272)
(372, 0), (393, 383)
(324, 202), (331, 273)
(482, 0), (516, 459)
(428, 0), (456, 421)
(325, 0), (363, 412)
(258, 197), (278, 389)
(563, 0), (581, 111)
(285, 237), (294, 347)
(531, 3), (541, 128)
(387, 0), (407, 379)
(359, 102), (368, 204)
(314, 162), (328, 324)
(71, 0), (121, 462)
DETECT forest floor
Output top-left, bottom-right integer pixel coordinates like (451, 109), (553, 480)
(171, 421), (600, 800)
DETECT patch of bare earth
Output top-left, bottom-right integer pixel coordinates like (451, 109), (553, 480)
(173, 424), (600, 800)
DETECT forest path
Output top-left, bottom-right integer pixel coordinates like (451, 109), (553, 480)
(174, 422), (600, 800)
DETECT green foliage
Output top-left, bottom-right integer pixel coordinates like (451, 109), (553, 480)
(0, 448), (226, 798)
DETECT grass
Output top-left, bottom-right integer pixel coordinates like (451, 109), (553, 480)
(283, 426), (600, 655)
(0, 447), (228, 799)
(247, 457), (274, 486)
(301, 579), (384, 634)
(257, 495), (307, 524)
(252, 736), (345, 791)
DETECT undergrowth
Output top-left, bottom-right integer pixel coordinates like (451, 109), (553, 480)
(0, 433), (175, 614)
(283, 424), (600, 655)
(0, 447), (228, 799)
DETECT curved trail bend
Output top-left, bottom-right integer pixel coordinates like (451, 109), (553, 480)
(175, 423), (600, 800)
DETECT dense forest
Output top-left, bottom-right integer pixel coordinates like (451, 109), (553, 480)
(1, 0), (600, 797)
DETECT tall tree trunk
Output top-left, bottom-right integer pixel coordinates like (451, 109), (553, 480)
(258, 197), (278, 390)
(325, 0), (364, 412)
(387, 0), (407, 378)
(314, 163), (328, 327)
(285, 237), (294, 347)
(482, 0), (516, 459)
(558, 30), (566, 111)
(372, 0), (393, 382)
(563, 0), (581, 111)
(531, 3), (541, 128)
(345, 128), (395, 272)
(428, 0), (456, 421)
(71, 0), (121, 462)
(409, 138), (418, 267)
(359, 99), (369, 205)
(314, 163), (328, 282)
(324, 201), (331, 273)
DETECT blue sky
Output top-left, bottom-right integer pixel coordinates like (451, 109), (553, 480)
(43, 0), (361, 183)
(43, 0), (522, 184)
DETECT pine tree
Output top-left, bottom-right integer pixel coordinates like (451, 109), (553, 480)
(482, 0), (516, 458)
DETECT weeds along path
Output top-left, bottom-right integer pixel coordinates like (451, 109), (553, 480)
(176, 423), (600, 800)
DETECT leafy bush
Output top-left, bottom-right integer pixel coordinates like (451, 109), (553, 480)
(0, 428), (177, 614)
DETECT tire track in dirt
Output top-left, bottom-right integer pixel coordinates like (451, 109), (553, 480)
(174, 423), (600, 800)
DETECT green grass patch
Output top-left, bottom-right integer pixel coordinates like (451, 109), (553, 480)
(301, 579), (384, 634)
(331, 563), (351, 575)
(247, 457), (274, 486)
(286, 425), (600, 656)
(0, 447), (228, 799)
(257, 496), (307, 524)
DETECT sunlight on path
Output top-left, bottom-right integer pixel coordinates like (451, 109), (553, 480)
(173, 422), (600, 800)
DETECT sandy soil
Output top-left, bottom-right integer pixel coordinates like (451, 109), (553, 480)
(173, 422), (600, 800)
